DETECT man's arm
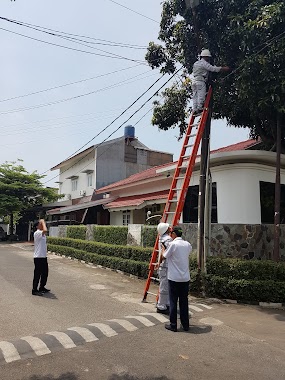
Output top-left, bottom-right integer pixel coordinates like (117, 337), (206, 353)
(202, 60), (229, 73)
(40, 219), (48, 236)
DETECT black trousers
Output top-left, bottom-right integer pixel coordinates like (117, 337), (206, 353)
(168, 280), (189, 329)
(33, 257), (48, 291)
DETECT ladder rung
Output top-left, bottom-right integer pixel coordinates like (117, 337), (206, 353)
(165, 211), (176, 214)
(187, 133), (197, 138)
(150, 277), (159, 281)
(175, 176), (184, 180)
(184, 144), (194, 149)
(168, 199), (177, 202)
(182, 155), (190, 160)
(172, 188), (181, 191)
(147, 292), (158, 296)
(189, 123), (199, 128)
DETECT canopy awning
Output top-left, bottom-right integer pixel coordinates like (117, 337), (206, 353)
(47, 197), (115, 215)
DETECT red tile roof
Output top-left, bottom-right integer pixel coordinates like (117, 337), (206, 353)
(105, 190), (169, 209)
(97, 139), (258, 193)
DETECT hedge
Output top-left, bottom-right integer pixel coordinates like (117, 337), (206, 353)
(47, 237), (285, 303)
(66, 226), (87, 240)
(48, 244), (148, 278)
(48, 237), (152, 262)
(141, 226), (157, 248)
(93, 226), (128, 245)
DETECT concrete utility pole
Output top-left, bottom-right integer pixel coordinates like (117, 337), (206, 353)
(273, 114), (282, 262)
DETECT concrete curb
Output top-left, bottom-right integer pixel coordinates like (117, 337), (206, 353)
(224, 299), (285, 309)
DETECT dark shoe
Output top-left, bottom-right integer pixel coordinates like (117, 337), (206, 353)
(39, 287), (50, 293)
(157, 308), (169, 315)
(193, 109), (203, 116)
(180, 325), (189, 332)
(32, 290), (43, 296)
(165, 324), (177, 332)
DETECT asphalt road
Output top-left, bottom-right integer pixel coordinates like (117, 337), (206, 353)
(0, 243), (285, 380)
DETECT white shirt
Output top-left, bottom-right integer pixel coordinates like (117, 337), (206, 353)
(163, 237), (192, 282)
(34, 229), (47, 258)
(192, 59), (222, 82)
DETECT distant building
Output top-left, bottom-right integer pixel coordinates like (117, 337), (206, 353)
(46, 126), (173, 225)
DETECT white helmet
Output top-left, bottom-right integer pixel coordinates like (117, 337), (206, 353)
(157, 222), (169, 235)
(200, 49), (212, 57)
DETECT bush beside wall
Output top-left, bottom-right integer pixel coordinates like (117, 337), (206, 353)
(93, 226), (128, 245)
(47, 237), (285, 303)
(141, 226), (157, 248)
(66, 226), (87, 240)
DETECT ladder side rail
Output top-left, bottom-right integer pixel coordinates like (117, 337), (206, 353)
(160, 114), (196, 223)
(172, 87), (213, 224)
(142, 236), (160, 301)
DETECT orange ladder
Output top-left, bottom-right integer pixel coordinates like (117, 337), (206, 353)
(142, 86), (213, 301)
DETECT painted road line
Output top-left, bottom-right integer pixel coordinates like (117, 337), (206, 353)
(21, 336), (51, 356)
(196, 303), (213, 310)
(67, 327), (99, 343)
(139, 312), (168, 323)
(126, 316), (155, 327)
(189, 305), (203, 312)
(0, 341), (21, 363)
(108, 319), (138, 332)
(46, 331), (76, 349)
(88, 323), (118, 337)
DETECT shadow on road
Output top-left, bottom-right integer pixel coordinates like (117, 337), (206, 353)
(24, 374), (78, 380)
(188, 324), (212, 334)
(255, 306), (285, 322)
(109, 375), (172, 380)
(42, 292), (58, 300)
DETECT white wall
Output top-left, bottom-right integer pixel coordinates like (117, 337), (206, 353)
(58, 150), (95, 201)
(212, 163), (285, 224)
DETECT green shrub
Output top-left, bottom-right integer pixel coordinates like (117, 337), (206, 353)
(93, 226), (128, 245)
(48, 244), (149, 278)
(66, 226), (87, 240)
(141, 226), (157, 247)
(48, 237), (152, 262)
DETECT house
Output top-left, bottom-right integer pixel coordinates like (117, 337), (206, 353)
(95, 139), (285, 226)
(46, 126), (173, 225)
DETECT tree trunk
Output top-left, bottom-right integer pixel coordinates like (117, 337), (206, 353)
(9, 213), (14, 239)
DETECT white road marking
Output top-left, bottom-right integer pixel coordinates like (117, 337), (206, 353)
(196, 303), (213, 310)
(21, 336), (51, 356)
(125, 315), (155, 327)
(46, 331), (76, 349)
(109, 319), (138, 332)
(189, 305), (203, 312)
(88, 323), (118, 337)
(139, 312), (168, 323)
(67, 327), (99, 343)
(0, 341), (21, 363)
(200, 317), (223, 326)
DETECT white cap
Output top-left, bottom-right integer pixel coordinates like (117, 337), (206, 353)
(157, 222), (170, 235)
(200, 49), (212, 57)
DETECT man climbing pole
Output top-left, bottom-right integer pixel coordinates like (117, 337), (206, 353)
(191, 49), (230, 115)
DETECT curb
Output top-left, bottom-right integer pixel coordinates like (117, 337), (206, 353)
(224, 299), (285, 309)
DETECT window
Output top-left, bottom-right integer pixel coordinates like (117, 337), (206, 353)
(71, 179), (78, 191)
(183, 183), (218, 223)
(123, 210), (131, 226)
(260, 181), (285, 224)
(87, 173), (93, 187)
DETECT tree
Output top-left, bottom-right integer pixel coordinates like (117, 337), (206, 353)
(146, 0), (285, 150)
(0, 161), (59, 237)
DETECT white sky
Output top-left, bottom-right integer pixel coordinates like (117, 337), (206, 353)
(0, 0), (249, 187)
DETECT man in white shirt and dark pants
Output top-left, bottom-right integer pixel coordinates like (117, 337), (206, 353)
(163, 225), (192, 332)
(191, 49), (230, 115)
(32, 219), (50, 296)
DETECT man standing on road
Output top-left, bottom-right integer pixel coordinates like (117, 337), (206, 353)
(32, 219), (50, 296)
(163, 226), (192, 332)
(155, 223), (172, 314)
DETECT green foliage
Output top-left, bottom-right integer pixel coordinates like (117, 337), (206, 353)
(66, 226), (87, 240)
(141, 226), (157, 247)
(48, 237), (152, 262)
(93, 225), (128, 245)
(0, 161), (59, 230)
(146, 0), (285, 148)
(48, 244), (149, 278)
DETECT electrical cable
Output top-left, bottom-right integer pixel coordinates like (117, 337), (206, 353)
(108, 0), (159, 24)
(42, 67), (182, 183)
(0, 70), (157, 115)
(0, 64), (141, 103)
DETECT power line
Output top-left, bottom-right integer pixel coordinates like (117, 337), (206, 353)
(0, 71), (157, 115)
(43, 68), (182, 183)
(0, 64), (141, 103)
(108, 0), (159, 24)
(0, 26), (146, 64)
(2, 16), (147, 48)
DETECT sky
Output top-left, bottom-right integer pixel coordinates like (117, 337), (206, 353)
(0, 0), (250, 188)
